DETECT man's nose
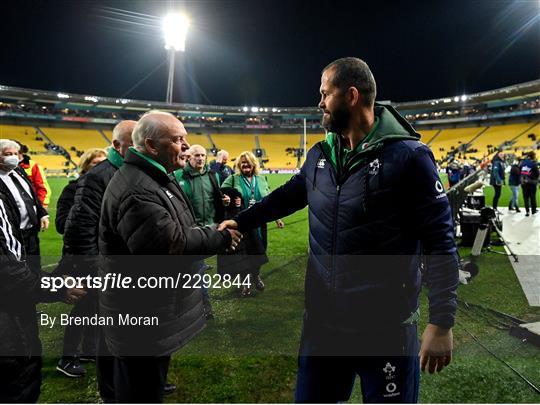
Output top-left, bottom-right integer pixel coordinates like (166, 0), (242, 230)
(318, 99), (325, 110)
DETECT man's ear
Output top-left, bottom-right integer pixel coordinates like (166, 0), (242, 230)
(112, 139), (120, 151)
(348, 86), (360, 107)
(144, 138), (159, 156)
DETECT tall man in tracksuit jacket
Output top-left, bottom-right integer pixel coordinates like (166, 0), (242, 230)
(220, 57), (459, 403)
(99, 111), (242, 403)
(0, 176), (85, 402)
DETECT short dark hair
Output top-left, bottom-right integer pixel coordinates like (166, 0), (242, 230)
(323, 57), (377, 106)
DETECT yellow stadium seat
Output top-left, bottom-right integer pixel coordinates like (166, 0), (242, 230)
(464, 123), (537, 160)
(211, 134), (257, 164)
(428, 127), (485, 162)
(0, 124), (48, 153)
(40, 127), (110, 152)
(259, 134), (301, 169)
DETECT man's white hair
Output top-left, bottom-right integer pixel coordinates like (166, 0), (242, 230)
(0, 139), (21, 153)
(132, 110), (176, 151)
(216, 149), (229, 159)
(188, 144), (206, 155)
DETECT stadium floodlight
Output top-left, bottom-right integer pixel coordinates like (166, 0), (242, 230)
(251, 107), (259, 113)
(57, 93), (70, 99)
(163, 13), (189, 52)
(460, 95), (467, 102)
(163, 13), (190, 104)
(453, 96), (460, 102)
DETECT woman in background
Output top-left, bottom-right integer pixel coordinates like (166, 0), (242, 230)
(55, 148), (107, 234)
(220, 151), (284, 297)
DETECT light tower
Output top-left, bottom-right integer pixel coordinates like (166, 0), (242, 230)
(163, 13), (189, 104)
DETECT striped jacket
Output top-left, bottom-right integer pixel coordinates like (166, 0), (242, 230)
(0, 189), (60, 357)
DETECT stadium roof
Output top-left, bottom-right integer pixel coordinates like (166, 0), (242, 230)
(1, 80), (538, 116)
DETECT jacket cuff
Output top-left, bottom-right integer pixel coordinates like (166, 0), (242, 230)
(233, 214), (249, 233)
(428, 314), (454, 329)
(219, 229), (232, 245)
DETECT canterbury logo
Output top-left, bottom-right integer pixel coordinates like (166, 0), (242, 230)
(165, 190), (174, 199)
(317, 158), (326, 169)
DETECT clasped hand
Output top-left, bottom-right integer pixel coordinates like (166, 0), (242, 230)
(218, 220), (242, 251)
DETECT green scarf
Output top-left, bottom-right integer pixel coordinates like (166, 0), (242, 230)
(107, 147), (124, 168)
(128, 147), (168, 174)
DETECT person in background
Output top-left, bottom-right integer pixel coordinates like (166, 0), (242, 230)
(60, 121), (141, 394)
(446, 160), (462, 188)
(520, 151), (539, 217)
(17, 142), (52, 209)
(508, 159), (522, 213)
(221, 151), (284, 297)
(490, 151), (505, 212)
(174, 144), (228, 319)
(56, 148), (107, 235)
(53, 147), (106, 379)
(0, 139), (49, 276)
(0, 171), (85, 402)
(209, 149), (234, 184)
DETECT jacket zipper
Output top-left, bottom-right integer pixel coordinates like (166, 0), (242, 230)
(315, 144), (341, 294)
(331, 184), (341, 294)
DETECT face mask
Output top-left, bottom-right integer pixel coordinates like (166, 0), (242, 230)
(1, 155), (19, 170)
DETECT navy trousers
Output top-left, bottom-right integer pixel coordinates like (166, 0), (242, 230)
(295, 322), (420, 403)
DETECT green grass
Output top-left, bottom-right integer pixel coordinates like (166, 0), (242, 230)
(36, 175), (540, 403)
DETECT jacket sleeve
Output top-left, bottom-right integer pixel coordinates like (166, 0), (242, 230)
(406, 145), (459, 329)
(235, 166), (308, 232)
(221, 175), (233, 189)
(116, 192), (230, 256)
(31, 163), (52, 207)
(55, 182), (75, 234)
(0, 200), (61, 303)
(532, 161), (540, 180)
(63, 171), (103, 255)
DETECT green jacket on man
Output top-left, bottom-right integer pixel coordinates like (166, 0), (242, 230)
(174, 163), (222, 226)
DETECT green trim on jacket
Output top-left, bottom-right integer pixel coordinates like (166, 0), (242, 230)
(320, 104), (419, 176)
(128, 147), (168, 174)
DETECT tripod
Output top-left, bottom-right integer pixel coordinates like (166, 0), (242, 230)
(471, 207), (518, 262)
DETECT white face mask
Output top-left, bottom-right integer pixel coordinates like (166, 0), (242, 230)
(1, 155), (20, 171)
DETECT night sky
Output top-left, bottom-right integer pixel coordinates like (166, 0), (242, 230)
(1, 0), (539, 107)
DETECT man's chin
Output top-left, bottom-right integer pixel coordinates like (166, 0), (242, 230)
(322, 118), (331, 131)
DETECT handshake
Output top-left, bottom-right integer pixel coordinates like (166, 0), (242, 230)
(218, 220), (242, 251)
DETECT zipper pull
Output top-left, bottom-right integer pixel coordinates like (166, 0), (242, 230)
(336, 185), (340, 192)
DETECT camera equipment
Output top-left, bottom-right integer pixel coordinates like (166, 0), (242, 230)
(461, 206), (518, 281)
(447, 169), (518, 282)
